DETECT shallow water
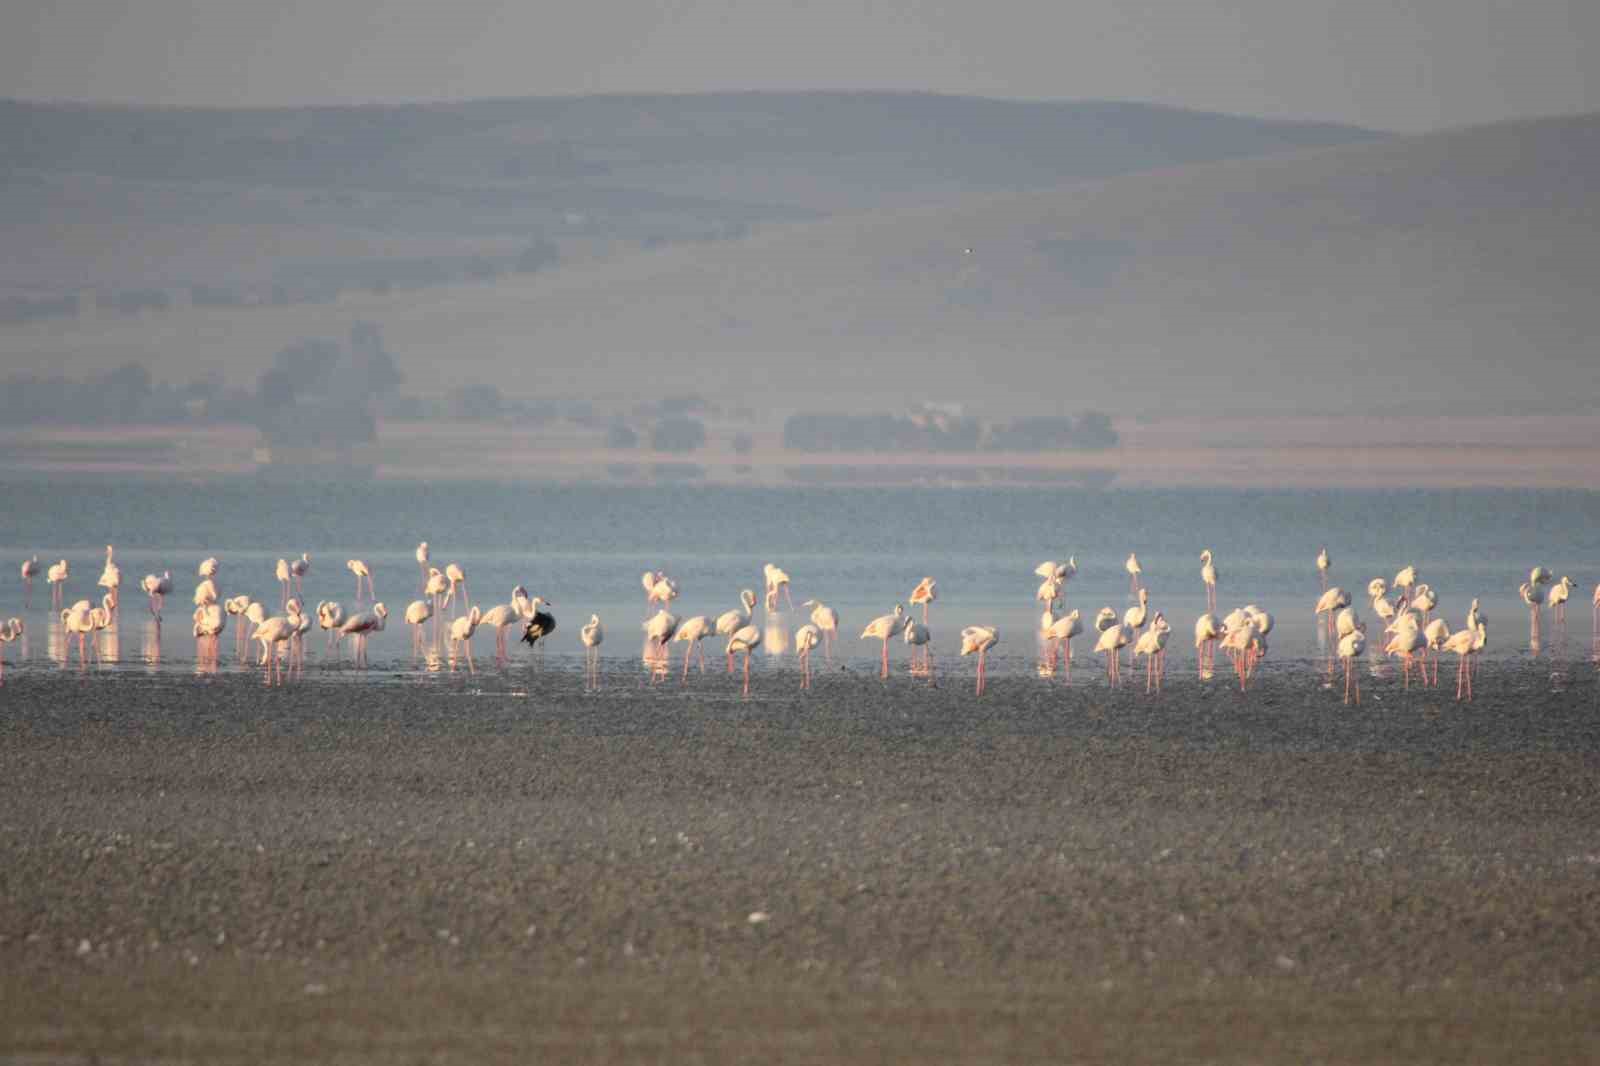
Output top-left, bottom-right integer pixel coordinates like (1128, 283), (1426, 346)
(2, 479), (1597, 681)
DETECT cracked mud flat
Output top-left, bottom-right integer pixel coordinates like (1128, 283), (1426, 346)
(2, 659), (1598, 1063)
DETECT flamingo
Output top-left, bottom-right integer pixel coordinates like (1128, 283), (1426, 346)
(1423, 618), (1451, 686)
(1338, 624), (1367, 705)
(424, 567), (449, 642)
(1409, 584), (1437, 623)
(1194, 612), (1222, 677)
(225, 595), (251, 656)
(404, 599), (433, 656)
(1385, 619), (1426, 690)
(0, 617), (22, 682)
(1244, 605), (1274, 679)
(1199, 550), (1218, 612)
(1441, 623), (1480, 701)
(1125, 553), (1142, 595)
(910, 577), (938, 622)
(97, 546), (121, 617)
(1042, 608), (1082, 676)
(1519, 581), (1545, 645)
(1095, 622), (1132, 687)
(645, 573), (680, 615)
(47, 559), (69, 608)
(801, 599), (839, 661)
(580, 614), (604, 688)
(275, 558), (292, 608)
(416, 542), (430, 592)
(860, 604), (909, 679)
(141, 571), (173, 619)
(903, 617), (933, 679)
(1135, 613), (1171, 693)
(795, 623), (821, 689)
(1122, 588), (1150, 672)
(193, 578), (218, 609)
(726, 624), (762, 695)
(1315, 586), (1351, 645)
(197, 556), (220, 580)
(479, 602), (523, 663)
(960, 625), (998, 696)
(1592, 582), (1599, 636)
(673, 614), (714, 680)
(1093, 606), (1118, 636)
(1548, 576), (1576, 629)
(643, 610), (679, 680)
(1035, 558), (1076, 584)
(347, 559), (374, 603)
(243, 601), (268, 645)
(317, 601), (345, 654)
(763, 564), (794, 612)
(192, 604), (224, 668)
(289, 553), (311, 598)
(62, 600), (95, 669)
(290, 601), (312, 674)
(520, 598), (557, 665)
(1393, 565), (1418, 609)
(715, 590), (758, 671)
(87, 595), (116, 664)
(443, 563), (468, 615)
(1529, 566), (1553, 590)
(1219, 619), (1258, 691)
(19, 557), (39, 609)
(1316, 547), (1331, 590)
(1368, 577), (1388, 601)
(1035, 576), (1063, 612)
(449, 606), (482, 672)
(337, 603), (388, 668)
(254, 613), (296, 685)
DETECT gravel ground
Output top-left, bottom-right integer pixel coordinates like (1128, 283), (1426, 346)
(2, 658), (1599, 1063)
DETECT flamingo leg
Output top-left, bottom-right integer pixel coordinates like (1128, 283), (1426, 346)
(742, 649), (751, 696)
(880, 637), (889, 680)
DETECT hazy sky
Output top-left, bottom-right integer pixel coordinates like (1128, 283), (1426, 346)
(4, 0), (1595, 131)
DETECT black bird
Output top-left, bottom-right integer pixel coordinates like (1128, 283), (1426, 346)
(521, 597), (556, 663)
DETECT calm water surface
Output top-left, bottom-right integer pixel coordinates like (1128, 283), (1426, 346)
(2, 478), (1596, 679)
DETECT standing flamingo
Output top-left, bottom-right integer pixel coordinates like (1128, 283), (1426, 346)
(643, 609), (679, 681)
(580, 614), (604, 689)
(318, 601), (346, 654)
(1441, 623), (1480, 701)
(1194, 612), (1222, 677)
(198, 556), (220, 581)
(1219, 619), (1258, 692)
(1125, 553), (1142, 595)
(1519, 581), (1545, 646)
(193, 578), (218, 610)
(910, 577), (937, 623)
(275, 558), (293, 608)
(479, 602), (523, 663)
(289, 553), (311, 598)
(347, 559), (374, 604)
(1035, 576), (1063, 613)
(416, 542), (430, 592)
(338, 603), (388, 668)
(715, 590), (758, 671)
(192, 604), (224, 669)
(726, 624), (762, 695)
(62, 600), (95, 669)
(762, 564), (794, 611)
(673, 614), (714, 680)
(47, 559), (69, 609)
(795, 623), (821, 689)
(1316, 547), (1331, 590)
(520, 598), (557, 666)
(404, 599), (433, 657)
(860, 604), (909, 679)
(1422, 618), (1451, 686)
(449, 606), (482, 672)
(97, 547), (121, 618)
(0, 617), (22, 682)
(1042, 608), (1082, 677)
(141, 571), (173, 619)
(1199, 550), (1218, 612)
(1315, 586), (1351, 645)
(1385, 618), (1426, 690)
(1338, 624), (1367, 705)
(1135, 613), (1171, 693)
(801, 599), (839, 661)
(960, 625), (998, 696)
(443, 563), (468, 616)
(254, 613), (296, 685)
(20, 557), (39, 609)
(1095, 621), (1132, 687)
(1393, 565), (1418, 609)
(1547, 576), (1576, 630)
(903, 617), (933, 679)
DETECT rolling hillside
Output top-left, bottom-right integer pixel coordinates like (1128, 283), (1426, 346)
(5, 111), (1593, 422)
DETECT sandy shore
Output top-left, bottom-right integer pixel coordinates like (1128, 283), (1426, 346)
(2, 663), (1598, 1063)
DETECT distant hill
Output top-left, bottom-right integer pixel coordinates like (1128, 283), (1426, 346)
(0, 92), (1376, 294)
(4, 108), (1595, 421)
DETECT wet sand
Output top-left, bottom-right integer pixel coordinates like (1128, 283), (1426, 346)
(3, 660), (1598, 1063)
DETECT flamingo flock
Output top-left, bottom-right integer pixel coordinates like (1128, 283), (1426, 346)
(5, 542), (1594, 702)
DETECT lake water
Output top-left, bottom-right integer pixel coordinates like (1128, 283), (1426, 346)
(2, 477), (1596, 679)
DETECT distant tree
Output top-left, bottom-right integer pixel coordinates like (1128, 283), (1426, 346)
(651, 417), (706, 453)
(606, 423), (639, 449)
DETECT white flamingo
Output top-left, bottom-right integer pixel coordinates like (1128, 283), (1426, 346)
(193, 578), (218, 609)
(479, 602), (523, 663)
(275, 558), (293, 608)
(192, 604), (224, 668)
(141, 571), (173, 619)
(416, 541), (430, 591)
(47, 559), (69, 609)
(715, 590), (758, 672)
(0, 617), (22, 682)
(801, 599), (839, 661)
(580, 614), (604, 688)
(1316, 547), (1331, 590)
(909, 577), (937, 623)
(62, 599), (95, 669)
(289, 553), (311, 598)
(1125, 552), (1142, 595)
(1519, 581), (1545, 645)
(726, 623), (762, 695)
(338, 603), (387, 668)
(1199, 550), (1218, 612)
(903, 617), (933, 679)
(762, 564), (793, 611)
(1547, 576), (1576, 628)
(1042, 607), (1082, 676)
(673, 614), (714, 680)
(860, 604), (909, 679)
(254, 613), (296, 685)
(960, 625), (999, 696)
(796, 623), (821, 689)
(1194, 612), (1222, 677)
(643, 609), (679, 681)
(449, 606), (482, 672)
(197, 556), (220, 580)
(97, 546), (121, 617)
(1338, 624), (1367, 705)
(1095, 621), (1132, 687)
(1135, 613), (1171, 693)
(404, 599), (433, 656)
(443, 562), (468, 616)
(347, 559), (374, 603)
(317, 600), (345, 654)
